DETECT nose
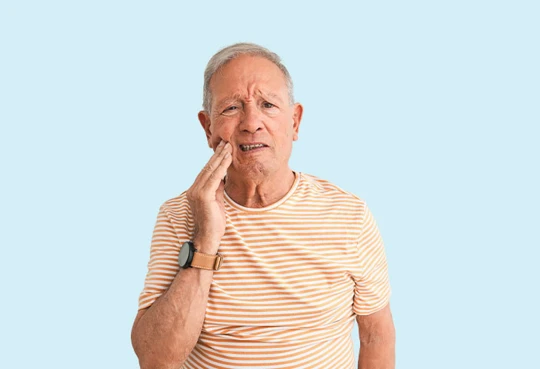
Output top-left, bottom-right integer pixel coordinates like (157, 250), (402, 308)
(238, 104), (263, 134)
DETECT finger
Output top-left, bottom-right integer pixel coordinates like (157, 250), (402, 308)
(193, 140), (228, 185)
(212, 139), (226, 152)
(211, 138), (227, 152)
(215, 177), (225, 203)
(201, 149), (232, 194)
(198, 141), (230, 183)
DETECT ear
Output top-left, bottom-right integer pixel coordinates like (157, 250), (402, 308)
(198, 110), (213, 148)
(291, 103), (303, 141)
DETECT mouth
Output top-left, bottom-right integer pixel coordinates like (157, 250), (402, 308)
(238, 143), (269, 152)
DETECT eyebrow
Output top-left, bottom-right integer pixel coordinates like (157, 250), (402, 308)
(262, 91), (284, 104)
(215, 91), (284, 110)
(215, 93), (243, 109)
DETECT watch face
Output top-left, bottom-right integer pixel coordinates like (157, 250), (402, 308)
(179, 242), (191, 267)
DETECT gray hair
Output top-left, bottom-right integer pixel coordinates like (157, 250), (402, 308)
(202, 42), (295, 113)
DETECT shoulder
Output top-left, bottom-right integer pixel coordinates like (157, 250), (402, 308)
(297, 172), (368, 212)
(157, 191), (192, 219)
(295, 173), (370, 238)
(297, 173), (367, 221)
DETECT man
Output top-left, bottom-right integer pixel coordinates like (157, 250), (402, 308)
(131, 42), (395, 369)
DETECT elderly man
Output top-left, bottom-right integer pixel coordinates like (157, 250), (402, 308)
(131, 42), (395, 369)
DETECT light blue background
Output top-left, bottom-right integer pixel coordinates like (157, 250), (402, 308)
(1, 1), (538, 368)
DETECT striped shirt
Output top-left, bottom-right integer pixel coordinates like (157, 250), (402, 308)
(138, 171), (391, 368)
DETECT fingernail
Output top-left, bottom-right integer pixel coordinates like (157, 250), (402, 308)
(218, 140), (225, 147)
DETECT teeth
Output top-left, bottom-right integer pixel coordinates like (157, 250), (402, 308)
(240, 144), (265, 151)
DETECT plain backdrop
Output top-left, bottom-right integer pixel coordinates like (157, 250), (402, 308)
(1, 1), (538, 368)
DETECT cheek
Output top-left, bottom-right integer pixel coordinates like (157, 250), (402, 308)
(283, 125), (294, 141)
(210, 121), (236, 149)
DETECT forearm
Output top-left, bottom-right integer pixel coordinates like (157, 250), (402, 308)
(132, 267), (214, 369)
(358, 333), (395, 369)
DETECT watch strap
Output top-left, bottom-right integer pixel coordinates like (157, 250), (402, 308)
(191, 251), (223, 270)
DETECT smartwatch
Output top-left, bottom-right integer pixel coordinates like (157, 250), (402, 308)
(178, 241), (223, 271)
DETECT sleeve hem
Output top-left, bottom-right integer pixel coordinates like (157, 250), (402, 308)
(353, 289), (392, 316)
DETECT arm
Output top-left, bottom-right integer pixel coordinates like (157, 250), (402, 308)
(357, 303), (396, 369)
(131, 250), (216, 369)
(354, 201), (395, 368)
(131, 140), (233, 369)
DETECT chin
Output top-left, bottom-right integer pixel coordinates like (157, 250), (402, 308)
(234, 162), (271, 178)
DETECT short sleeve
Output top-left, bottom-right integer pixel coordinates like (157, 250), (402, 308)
(137, 204), (183, 311)
(352, 202), (392, 315)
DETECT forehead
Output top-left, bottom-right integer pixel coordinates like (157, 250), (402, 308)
(209, 55), (288, 104)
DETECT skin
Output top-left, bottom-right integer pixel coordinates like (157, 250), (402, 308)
(131, 142), (232, 369)
(131, 53), (395, 369)
(357, 303), (396, 369)
(198, 54), (303, 208)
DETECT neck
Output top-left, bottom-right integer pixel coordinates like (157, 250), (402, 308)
(224, 167), (296, 208)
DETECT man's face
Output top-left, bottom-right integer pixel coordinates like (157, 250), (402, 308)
(198, 54), (303, 178)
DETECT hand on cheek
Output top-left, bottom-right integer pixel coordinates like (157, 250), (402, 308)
(210, 137), (222, 152)
(212, 134), (232, 152)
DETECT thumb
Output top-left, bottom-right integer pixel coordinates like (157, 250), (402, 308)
(215, 178), (225, 203)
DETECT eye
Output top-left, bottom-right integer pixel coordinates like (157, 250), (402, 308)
(263, 101), (276, 109)
(222, 106), (238, 114)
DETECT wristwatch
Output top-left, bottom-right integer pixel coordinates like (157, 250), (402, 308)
(178, 241), (223, 271)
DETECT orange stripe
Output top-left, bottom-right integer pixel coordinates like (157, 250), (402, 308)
(136, 172), (391, 368)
